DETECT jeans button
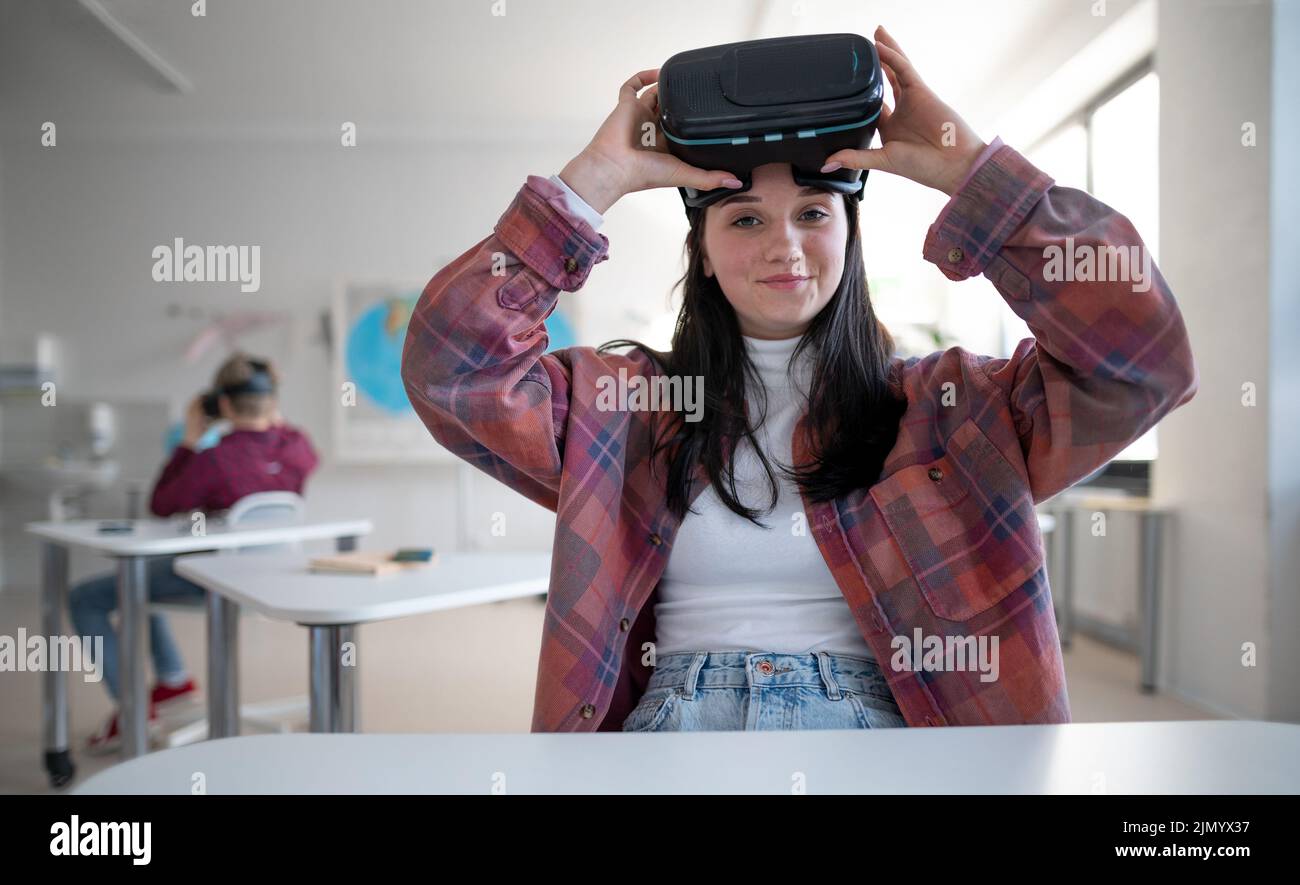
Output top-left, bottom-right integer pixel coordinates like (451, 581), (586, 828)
(757, 660), (773, 675)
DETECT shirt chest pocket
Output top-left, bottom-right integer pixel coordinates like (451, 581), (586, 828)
(869, 419), (1045, 623)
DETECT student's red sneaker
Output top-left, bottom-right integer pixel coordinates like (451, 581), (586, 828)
(85, 706), (158, 756)
(150, 678), (197, 710)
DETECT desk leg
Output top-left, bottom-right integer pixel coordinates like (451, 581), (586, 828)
(117, 556), (150, 758)
(308, 624), (359, 733)
(206, 592), (241, 738)
(1056, 509), (1075, 649)
(1139, 512), (1162, 693)
(335, 536), (358, 553)
(41, 543), (74, 787)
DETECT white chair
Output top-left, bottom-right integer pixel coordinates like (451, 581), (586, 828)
(226, 491), (305, 531)
(148, 492), (311, 747)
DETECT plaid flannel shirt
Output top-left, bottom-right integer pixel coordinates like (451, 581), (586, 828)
(402, 143), (1198, 731)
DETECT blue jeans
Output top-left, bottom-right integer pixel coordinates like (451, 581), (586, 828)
(621, 651), (909, 732)
(68, 556), (206, 702)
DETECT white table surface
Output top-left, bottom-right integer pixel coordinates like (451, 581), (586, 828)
(175, 551), (552, 623)
(71, 720), (1300, 794)
(26, 517), (373, 556)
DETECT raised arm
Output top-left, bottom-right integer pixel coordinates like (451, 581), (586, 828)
(921, 143), (1197, 503)
(402, 68), (745, 510)
(400, 176), (610, 512)
(825, 26), (1196, 503)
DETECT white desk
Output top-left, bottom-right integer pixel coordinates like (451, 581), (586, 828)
(71, 720), (1300, 794)
(174, 551), (552, 736)
(26, 517), (372, 787)
(1038, 495), (1165, 691)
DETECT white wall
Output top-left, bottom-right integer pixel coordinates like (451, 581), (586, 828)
(1267, 0), (1300, 721)
(0, 137), (5, 589)
(1154, 0), (1286, 719)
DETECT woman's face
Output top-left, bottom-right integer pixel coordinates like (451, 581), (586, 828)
(701, 162), (848, 340)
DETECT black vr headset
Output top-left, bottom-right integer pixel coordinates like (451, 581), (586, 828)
(200, 359), (276, 419)
(659, 33), (884, 219)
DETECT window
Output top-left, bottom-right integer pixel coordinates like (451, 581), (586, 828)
(1013, 62), (1160, 461)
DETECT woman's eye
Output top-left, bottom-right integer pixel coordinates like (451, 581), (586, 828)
(731, 208), (830, 228)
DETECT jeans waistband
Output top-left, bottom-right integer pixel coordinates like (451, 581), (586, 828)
(647, 651), (892, 702)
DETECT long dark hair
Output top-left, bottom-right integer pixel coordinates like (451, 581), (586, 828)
(598, 191), (907, 527)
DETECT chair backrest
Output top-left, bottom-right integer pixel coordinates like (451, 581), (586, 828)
(227, 491), (306, 526)
(223, 491), (307, 555)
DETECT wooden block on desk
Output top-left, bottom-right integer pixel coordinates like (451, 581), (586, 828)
(308, 550), (438, 576)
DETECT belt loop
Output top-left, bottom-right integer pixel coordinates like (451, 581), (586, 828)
(683, 652), (707, 699)
(816, 652), (842, 700)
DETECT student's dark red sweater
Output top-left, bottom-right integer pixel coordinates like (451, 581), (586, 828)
(149, 426), (319, 517)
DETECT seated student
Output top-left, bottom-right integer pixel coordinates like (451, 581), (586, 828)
(69, 353), (320, 753)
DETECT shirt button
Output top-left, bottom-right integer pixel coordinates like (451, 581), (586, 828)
(564, 257), (579, 273)
(946, 247), (964, 264)
(928, 467), (944, 482)
(648, 533), (662, 546)
(619, 617), (630, 632)
(579, 704), (595, 719)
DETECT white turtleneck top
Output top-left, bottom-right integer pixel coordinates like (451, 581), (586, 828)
(651, 334), (875, 660)
(550, 173), (875, 661)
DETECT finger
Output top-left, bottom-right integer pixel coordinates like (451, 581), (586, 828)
(881, 60), (901, 105)
(621, 68), (659, 102)
(874, 25), (910, 62)
(875, 42), (923, 89)
(876, 99), (893, 129)
(637, 83), (660, 114)
(667, 159), (744, 192)
(821, 147), (890, 174)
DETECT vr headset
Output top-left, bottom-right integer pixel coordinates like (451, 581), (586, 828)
(200, 359), (276, 419)
(658, 33), (884, 218)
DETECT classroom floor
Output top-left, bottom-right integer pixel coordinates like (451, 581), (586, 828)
(0, 584), (1219, 794)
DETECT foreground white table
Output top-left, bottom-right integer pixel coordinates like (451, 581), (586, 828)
(72, 720), (1300, 794)
(27, 517), (372, 786)
(174, 551), (552, 736)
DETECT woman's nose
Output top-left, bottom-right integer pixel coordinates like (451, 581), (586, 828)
(764, 241), (805, 269)
(763, 227), (805, 264)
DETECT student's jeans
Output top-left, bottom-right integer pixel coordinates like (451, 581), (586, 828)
(621, 650), (909, 732)
(68, 556), (205, 702)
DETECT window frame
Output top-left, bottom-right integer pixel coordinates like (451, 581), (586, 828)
(1026, 55), (1156, 195)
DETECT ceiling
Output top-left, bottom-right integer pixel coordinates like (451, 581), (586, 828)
(0, 0), (1103, 143)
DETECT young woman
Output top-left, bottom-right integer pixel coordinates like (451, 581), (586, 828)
(401, 27), (1197, 733)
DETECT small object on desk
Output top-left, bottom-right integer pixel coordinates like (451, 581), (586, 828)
(308, 550), (438, 576)
(392, 548), (434, 562)
(96, 520), (134, 534)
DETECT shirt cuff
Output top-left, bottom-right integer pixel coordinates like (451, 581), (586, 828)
(922, 141), (1054, 282)
(494, 175), (610, 292)
(550, 173), (605, 231)
(953, 136), (1005, 196)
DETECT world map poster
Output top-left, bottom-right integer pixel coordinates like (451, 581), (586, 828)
(330, 280), (578, 463)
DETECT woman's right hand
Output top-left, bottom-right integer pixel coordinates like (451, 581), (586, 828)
(558, 68), (744, 214)
(181, 395), (212, 448)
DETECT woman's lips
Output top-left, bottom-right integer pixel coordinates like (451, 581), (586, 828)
(758, 276), (811, 290)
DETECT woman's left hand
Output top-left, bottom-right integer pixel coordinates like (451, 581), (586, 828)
(821, 26), (988, 197)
